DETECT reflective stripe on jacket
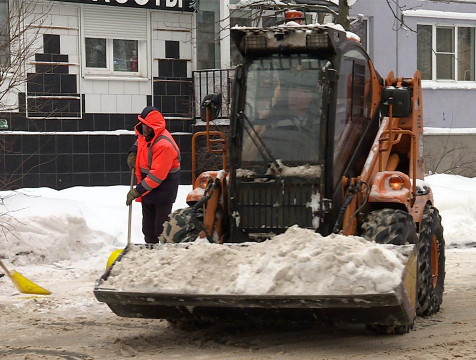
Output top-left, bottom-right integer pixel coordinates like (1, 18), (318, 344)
(133, 110), (181, 204)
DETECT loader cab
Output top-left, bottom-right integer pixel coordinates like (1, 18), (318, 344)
(228, 26), (379, 240)
(237, 54), (326, 170)
(228, 52), (330, 242)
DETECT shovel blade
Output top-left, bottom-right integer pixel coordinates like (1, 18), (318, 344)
(9, 271), (51, 295)
(106, 249), (124, 270)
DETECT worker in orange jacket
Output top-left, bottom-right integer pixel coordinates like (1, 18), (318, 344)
(126, 106), (181, 243)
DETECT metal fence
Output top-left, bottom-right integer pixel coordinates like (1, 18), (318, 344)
(193, 68), (235, 120)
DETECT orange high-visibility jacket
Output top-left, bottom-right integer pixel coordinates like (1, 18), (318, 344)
(133, 109), (181, 203)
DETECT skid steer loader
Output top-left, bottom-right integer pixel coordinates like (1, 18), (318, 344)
(95, 10), (445, 334)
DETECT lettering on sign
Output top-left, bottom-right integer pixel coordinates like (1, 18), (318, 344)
(49, 0), (198, 12)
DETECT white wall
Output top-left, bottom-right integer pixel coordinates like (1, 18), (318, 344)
(7, 1), (195, 115)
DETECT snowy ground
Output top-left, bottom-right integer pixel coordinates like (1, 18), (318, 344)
(0, 174), (475, 359)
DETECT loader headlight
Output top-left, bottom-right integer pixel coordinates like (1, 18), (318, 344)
(389, 175), (405, 190)
(199, 173), (214, 189)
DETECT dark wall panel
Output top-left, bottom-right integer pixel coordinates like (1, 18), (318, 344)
(0, 118), (193, 189)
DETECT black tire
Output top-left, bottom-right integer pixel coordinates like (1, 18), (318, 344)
(361, 209), (418, 245)
(417, 205), (445, 316)
(159, 207), (202, 243)
(361, 209), (418, 335)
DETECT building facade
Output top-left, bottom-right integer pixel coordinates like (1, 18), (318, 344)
(2, 0), (476, 190)
(350, 0), (476, 129)
(0, 0), (199, 189)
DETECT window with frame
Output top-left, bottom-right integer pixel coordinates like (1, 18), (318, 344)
(418, 24), (475, 81)
(196, 0), (221, 69)
(82, 6), (147, 77)
(85, 38), (142, 73)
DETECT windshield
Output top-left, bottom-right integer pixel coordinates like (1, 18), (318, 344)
(241, 55), (326, 166)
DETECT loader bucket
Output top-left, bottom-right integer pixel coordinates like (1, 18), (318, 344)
(94, 244), (418, 327)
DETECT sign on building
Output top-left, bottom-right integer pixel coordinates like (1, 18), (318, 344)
(49, 0), (198, 12)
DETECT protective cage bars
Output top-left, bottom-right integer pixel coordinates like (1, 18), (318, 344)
(235, 179), (318, 232)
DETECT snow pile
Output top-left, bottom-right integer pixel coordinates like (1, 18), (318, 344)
(267, 161), (321, 177)
(324, 23), (361, 43)
(329, 0), (357, 5)
(0, 187), (117, 264)
(426, 174), (476, 248)
(236, 0), (286, 7)
(236, 0), (357, 7)
(102, 226), (408, 296)
(237, 163), (321, 178)
(0, 173), (474, 275)
(0, 185), (192, 266)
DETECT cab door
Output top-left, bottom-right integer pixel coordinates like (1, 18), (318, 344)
(333, 47), (374, 189)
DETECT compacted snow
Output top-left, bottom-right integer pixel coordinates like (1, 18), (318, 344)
(102, 227), (409, 295)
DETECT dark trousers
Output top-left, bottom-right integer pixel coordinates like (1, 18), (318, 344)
(141, 202), (174, 244)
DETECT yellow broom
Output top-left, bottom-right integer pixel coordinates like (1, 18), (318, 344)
(0, 259), (51, 295)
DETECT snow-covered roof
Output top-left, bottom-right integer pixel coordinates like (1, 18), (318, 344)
(234, 0), (339, 13)
(329, 0), (357, 5)
(236, 0), (353, 6)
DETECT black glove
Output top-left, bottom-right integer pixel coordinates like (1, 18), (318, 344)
(127, 152), (136, 170)
(126, 188), (140, 206)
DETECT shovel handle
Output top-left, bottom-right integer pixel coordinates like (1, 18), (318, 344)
(0, 260), (11, 275)
(127, 169), (135, 246)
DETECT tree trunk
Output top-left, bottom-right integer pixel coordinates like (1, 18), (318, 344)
(337, 0), (350, 31)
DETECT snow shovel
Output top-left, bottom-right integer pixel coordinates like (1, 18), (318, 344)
(0, 259), (51, 295)
(106, 169), (135, 270)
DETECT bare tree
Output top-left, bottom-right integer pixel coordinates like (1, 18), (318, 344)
(425, 127), (476, 177)
(0, 1), (55, 194)
(426, 143), (476, 177)
(337, 0), (350, 30)
(0, 0), (50, 112)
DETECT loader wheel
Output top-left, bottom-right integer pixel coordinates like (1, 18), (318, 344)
(361, 209), (417, 335)
(159, 207), (202, 243)
(417, 205), (445, 316)
(361, 209), (418, 245)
